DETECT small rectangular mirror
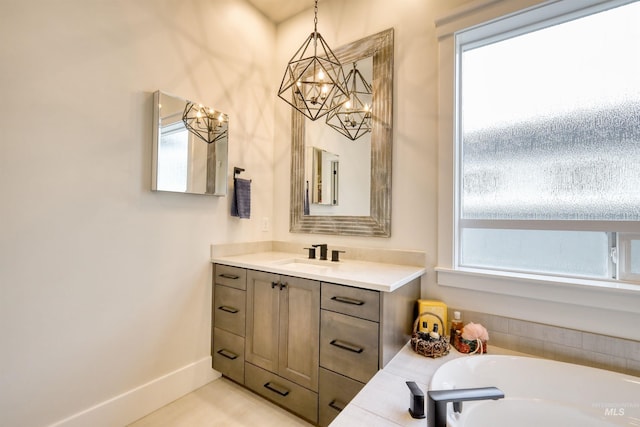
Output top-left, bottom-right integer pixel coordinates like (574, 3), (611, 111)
(306, 146), (339, 206)
(152, 91), (228, 196)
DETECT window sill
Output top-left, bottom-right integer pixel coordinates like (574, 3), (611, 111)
(435, 267), (640, 313)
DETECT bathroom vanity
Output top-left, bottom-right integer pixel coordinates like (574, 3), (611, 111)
(210, 248), (424, 426)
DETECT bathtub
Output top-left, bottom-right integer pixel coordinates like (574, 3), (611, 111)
(429, 355), (640, 427)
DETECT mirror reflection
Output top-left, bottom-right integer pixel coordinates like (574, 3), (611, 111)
(304, 57), (372, 216)
(152, 91), (228, 196)
(290, 28), (394, 237)
(307, 146), (340, 208)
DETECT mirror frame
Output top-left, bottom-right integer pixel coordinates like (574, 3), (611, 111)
(290, 28), (394, 237)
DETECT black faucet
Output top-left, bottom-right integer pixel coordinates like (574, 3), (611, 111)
(312, 244), (328, 260)
(303, 247), (317, 259)
(427, 387), (504, 427)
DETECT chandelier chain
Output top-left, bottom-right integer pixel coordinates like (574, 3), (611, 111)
(313, 0), (318, 33)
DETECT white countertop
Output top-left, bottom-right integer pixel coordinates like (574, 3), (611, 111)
(329, 344), (531, 426)
(211, 251), (425, 292)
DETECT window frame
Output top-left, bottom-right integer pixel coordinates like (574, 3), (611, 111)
(435, 0), (640, 310)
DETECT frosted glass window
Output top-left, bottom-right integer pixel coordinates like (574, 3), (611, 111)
(461, 229), (610, 278)
(460, 1), (640, 221)
(455, 1), (640, 283)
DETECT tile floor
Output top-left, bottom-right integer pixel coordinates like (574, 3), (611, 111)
(127, 378), (314, 427)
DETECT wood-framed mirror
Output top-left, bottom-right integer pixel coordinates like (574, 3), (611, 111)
(289, 28), (394, 237)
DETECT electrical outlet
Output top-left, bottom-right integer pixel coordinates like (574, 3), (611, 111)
(261, 217), (269, 232)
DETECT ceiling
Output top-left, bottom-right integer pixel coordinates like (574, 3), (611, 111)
(245, 0), (318, 24)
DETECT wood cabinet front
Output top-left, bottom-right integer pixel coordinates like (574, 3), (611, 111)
(212, 263), (420, 425)
(246, 270), (320, 392)
(319, 310), (379, 384)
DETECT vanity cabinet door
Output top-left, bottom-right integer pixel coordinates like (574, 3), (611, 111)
(320, 310), (379, 384)
(245, 363), (318, 424)
(246, 270), (280, 373)
(214, 285), (245, 337)
(318, 368), (364, 427)
(278, 275), (320, 391)
(321, 282), (380, 322)
(214, 264), (246, 290)
(246, 271), (320, 391)
(212, 327), (245, 384)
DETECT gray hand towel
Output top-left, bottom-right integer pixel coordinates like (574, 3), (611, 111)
(231, 177), (251, 219)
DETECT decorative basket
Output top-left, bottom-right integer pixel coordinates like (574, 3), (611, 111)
(452, 331), (487, 354)
(410, 312), (450, 358)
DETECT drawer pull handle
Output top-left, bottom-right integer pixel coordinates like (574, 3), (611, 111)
(263, 381), (290, 397)
(329, 399), (346, 412)
(271, 281), (278, 289)
(219, 273), (240, 280)
(218, 305), (239, 314)
(216, 348), (238, 360)
(331, 296), (365, 306)
(330, 339), (364, 354)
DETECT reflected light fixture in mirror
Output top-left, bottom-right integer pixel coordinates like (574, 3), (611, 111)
(182, 102), (228, 144)
(326, 62), (373, 141)
(152, 91), (228, 196)
(277, 0), (348, 121)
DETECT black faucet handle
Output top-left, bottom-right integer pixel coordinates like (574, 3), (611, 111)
(304, 247), (316, 259)
(406, 381), (426, 419)
(312, 244), (328, 260)
(331, 250), (346, 262)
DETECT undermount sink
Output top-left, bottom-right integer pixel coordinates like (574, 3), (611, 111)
(271, 258), (332, 274)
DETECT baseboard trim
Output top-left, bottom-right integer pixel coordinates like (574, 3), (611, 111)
(49, 357), (221, 427)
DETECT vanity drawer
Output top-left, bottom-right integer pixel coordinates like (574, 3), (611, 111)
(321, 282), (380, 322)
(318, 368), (364, 427)
(212, 327), (244, 384)
(214, 285), (245, 336)
(214, 264), (246, 290)
(320, 310), (379, 384)
(245, 363), (318, 424)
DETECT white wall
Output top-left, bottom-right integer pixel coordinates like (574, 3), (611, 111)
(0, 0), (275, 425)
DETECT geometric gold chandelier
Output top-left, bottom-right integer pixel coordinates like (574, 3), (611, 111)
(325, 62), (373, 140)
(277, 0), (348, 121)
(182, 102), (228, 144)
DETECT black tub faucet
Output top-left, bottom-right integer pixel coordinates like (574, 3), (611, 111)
(427, 387), (504, 427)
(312, 244), (328, 260)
